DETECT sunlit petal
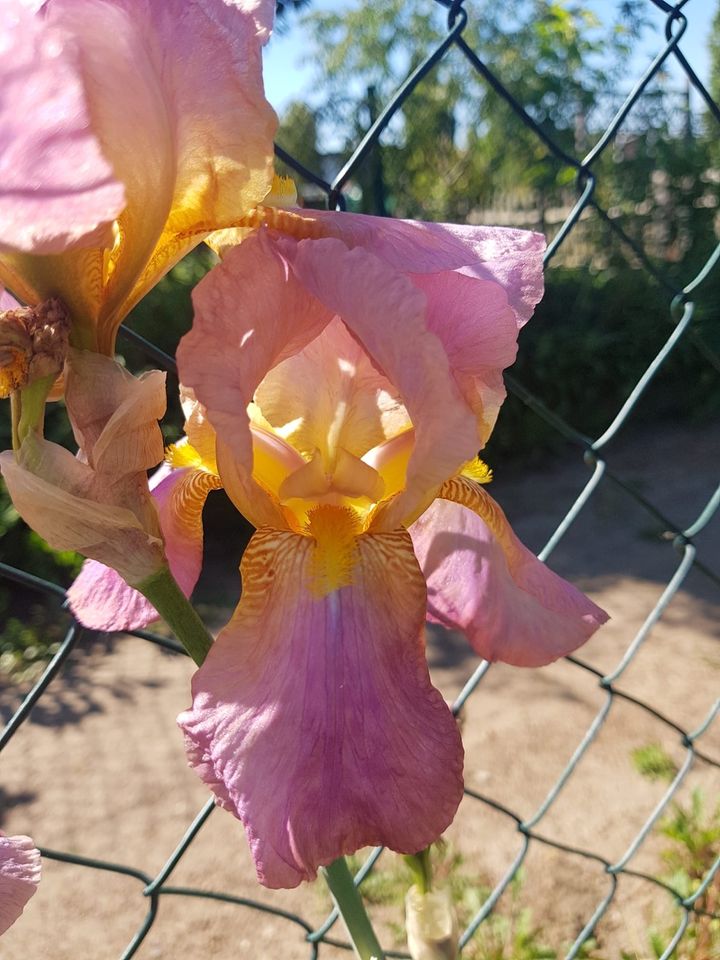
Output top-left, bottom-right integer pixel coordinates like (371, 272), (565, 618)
(1, 351), (166, 585)
(179, 526), (463, 888)
(1, 0), (276, 352)
(410, 478), (608, 666)
(178, 230), (332, 527)
(0, 833), (41, 936)
(278, 237), (478, 529)
(255, 316), (409, 460)
(310, 209), (546, 326)
(0, 437), (163, 584)
(0, 1), (124, 256)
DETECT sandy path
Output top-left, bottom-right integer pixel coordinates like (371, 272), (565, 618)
(1, 421), (718, 959)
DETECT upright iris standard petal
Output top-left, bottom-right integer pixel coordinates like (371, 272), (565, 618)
(410, 477), (609, 667)
(207, 199), (545, 456)
(179, 525), (464, 889)
(0, 0), (277, 352)
(302, 214), (545, 450)
(179, 230), (333, 527)
(292, 208), (545, 326)
(0, 834), (41, 935)
(410, 271), (519, 445)
(0, 1), (124, 257)
(278, 237), (479, 529)
(254, 317), (410, 460)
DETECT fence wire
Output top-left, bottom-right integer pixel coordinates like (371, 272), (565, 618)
(2, 0), (720, 957)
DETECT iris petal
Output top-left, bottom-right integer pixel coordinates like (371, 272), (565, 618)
(0, 834), (41, 935)
(410, 477), (608, 666)
(179, 526), (464, 888)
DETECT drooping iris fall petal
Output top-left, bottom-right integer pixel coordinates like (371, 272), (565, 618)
(410, 476), (609, 667)
(180, 230), (479, 531)
(179, 525), (464, 889)
(0, 834), (41, 936)
(0, 0), (277, 352)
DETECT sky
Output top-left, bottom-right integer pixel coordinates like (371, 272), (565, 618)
(263, 0), (716, 117)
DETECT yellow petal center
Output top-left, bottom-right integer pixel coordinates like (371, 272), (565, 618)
(305, 503), (361, 597)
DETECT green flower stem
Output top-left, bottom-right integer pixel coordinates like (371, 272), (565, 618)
(322, 858), (385, 960)
(136, 566), (213, 666)
(404, 848), (432, 895)
(12, 374), (55, 449)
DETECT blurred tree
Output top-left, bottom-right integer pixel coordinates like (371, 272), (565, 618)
(297, 0), (644, 218)
(275, 0), (311, 32)
(710, 0), (720, 106)
(276, 100), (324, 197)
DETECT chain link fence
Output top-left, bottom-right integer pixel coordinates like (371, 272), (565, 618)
(1, 0), (719, 957)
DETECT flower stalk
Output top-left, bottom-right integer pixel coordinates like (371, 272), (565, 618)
(404, 848), (433, 895)
(321, 858), (385, 960)
(135, 566), (214, 667)
(11, 375), (55, 449)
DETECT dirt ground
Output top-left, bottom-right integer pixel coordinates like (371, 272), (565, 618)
(1, 420), (718, 960)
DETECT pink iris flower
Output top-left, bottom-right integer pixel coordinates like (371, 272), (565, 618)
(1, 0), (275, 589)
(0, 0), (276, 354)
(0, 833), (41, 936)
(70, 205), (608, 888)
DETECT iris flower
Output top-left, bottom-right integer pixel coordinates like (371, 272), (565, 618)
(0, 833), (40, 936)
(70, 204), (607, 889)
(0, 0), (276, 355)
(0, 0), (275, 590)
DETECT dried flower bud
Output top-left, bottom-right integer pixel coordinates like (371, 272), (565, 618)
(0, 299), (70, 398)
(405, 886), (459, 960)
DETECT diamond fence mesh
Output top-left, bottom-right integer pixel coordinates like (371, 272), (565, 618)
(1, 0), (719, 957)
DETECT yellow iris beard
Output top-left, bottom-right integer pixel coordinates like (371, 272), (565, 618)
(460, 457), (493, 485)
(305, 504), (362, 597)
(165, 440), (219, 478)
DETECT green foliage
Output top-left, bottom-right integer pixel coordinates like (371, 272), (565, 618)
(0, 605), (68, 682)
(710, 1), (720, 109)
(122, 247), (214, 373)
(659, 790), (720, 895)
(647, 790), (720, 959)
(631, 743), (679, 783)
(297, 0), (643, 218)
(277, 102), (323, 176)
(484, 262), (720, 466)
(342, 846), (603, 958)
